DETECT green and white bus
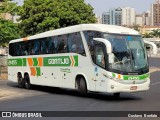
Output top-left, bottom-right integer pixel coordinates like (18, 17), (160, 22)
(8, 24), (150, 97)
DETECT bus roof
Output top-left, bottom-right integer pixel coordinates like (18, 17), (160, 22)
(9, 24), (140, 43)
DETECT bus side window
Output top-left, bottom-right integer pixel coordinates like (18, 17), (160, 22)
(57, 36), (62, 53)
(34, 40), (40, 55)
(41, 38), (47, 54)
(54, 36), (58, 53)
(9, 43), (15, 56)
(62, 34), (68, 53)
(29, 41), (34, 55)
(70, 33), (78, 53)
(76, 32), (85, 56)
(16, 43), (23, 56)
(23, 41), (29, 55)
(48, 37), (55, 54)
(68, 33), (73, 53)
(68, 32), (85, 56)
(57, 35), (67, 53)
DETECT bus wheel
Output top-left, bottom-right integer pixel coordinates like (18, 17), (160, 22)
(114, 93), (120, 98)
(78, 77), (87, 96)
(18, 75), (24, 88)
(24, 75), (31, 89)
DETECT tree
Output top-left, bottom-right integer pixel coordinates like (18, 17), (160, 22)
(142, 32), (153, 38)
(151, 29), (160, 38)
(18, 0), (96, 37)
(0, 0), (18, 16)
(0, 0), (19, 46)
(0, 19), (20, 46)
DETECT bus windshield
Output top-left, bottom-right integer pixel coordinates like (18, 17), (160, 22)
(104, 34), (148, 73)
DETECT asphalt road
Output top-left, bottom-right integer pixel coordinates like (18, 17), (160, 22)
(0, 57), (160, 120)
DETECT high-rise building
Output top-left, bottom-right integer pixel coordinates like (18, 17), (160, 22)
(143, 10), (151, 26)
(114, 8), (122, 25)
(135, 11), (151, 26)
(102, 12), (110, 24)
(151, 0), (160, 26)
(102, 8), (122, 26)
(136, 14), (143, 26)
(122, 7), (136, 27)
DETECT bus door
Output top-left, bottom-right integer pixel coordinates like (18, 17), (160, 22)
(94, 42), (107, 92)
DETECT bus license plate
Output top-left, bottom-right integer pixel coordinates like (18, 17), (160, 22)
(130, 86), (137, 90)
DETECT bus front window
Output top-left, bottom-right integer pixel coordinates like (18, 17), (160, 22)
(104, 34), (148, 73)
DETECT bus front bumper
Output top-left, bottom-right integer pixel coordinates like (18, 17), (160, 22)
(106, 79), (150, 93)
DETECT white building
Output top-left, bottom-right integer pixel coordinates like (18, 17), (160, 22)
(102, 12), (110, 24)
(136, 14), (143, 26)
(102, 8), (122, 26)
(135, 11), (151, 26)
(143, 10), (151, 26)
(151, 0), (160, 26)
(122, 7), (136, 26)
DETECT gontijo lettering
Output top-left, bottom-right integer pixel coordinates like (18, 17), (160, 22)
(48, 58), (69, 65)
(43, 56), (78, 67)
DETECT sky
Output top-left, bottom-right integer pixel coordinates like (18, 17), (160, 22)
(14, 0), (155, 16)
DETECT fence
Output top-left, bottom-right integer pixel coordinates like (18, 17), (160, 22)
(0, 55), (7, 80)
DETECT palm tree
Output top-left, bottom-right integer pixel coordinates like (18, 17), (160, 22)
(142, 32), (153, 38)
(151, 29), (160, 38)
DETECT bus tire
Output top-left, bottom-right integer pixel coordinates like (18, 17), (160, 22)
(24, 75), (31, 89)
(17, 74), (24, 88)
(78, 77), (87, 96)
(114, 93), (120, 98)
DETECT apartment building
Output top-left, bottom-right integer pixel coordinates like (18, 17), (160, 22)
(135, 11), (151, 26)
(151, 0), (160, 26)
(122, 7), (136, 27)
(102, 8), (122, 26)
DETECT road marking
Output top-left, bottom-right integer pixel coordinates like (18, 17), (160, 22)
(151, 81), (160, 86)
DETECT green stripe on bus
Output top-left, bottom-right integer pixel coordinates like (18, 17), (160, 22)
(36, 67), (41, 76)
(22, 58), (27, 66)
(8, 55), (78, 67)
(73, 56), (78, 66)
(112, 73), (116, 77)
(33, 58), (38, 66)
(8, 59), (23, 66)
(123, 74), (149, 80)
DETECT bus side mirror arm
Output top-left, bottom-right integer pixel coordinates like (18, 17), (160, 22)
(93, 38), (112, 53)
